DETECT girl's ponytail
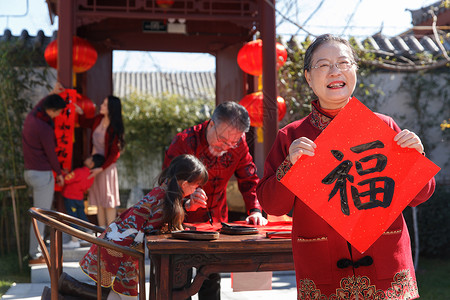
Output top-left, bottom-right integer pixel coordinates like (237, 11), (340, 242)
(163, 176), (185, 230)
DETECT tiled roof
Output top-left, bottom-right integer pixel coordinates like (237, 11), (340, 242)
(0, 29), (55, 46)
(113, 71), (215, 99)
(355, 33), (449, 58)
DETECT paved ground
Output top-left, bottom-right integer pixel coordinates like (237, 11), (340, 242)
(2, 272), (297, 300)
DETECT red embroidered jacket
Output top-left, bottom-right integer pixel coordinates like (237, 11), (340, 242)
(80, 187), (165, 296)
(163, 120), (261, 223)
(257, 100), (436, 299)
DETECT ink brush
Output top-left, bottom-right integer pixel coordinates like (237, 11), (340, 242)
(207, 209), (213, 225)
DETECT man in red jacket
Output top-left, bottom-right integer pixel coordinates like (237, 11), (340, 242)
(163, 101), (267, 300)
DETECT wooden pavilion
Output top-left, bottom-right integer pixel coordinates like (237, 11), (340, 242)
(46, 0), (281, 169)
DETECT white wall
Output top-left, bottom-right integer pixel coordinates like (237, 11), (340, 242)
(116, 154), (163, 206)
(356, 72), (449, 183)
(26, 68), (58, 106)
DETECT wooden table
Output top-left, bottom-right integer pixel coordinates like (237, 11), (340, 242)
(146, 229), (294, 300)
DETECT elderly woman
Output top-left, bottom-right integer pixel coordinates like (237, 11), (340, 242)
(256, 34), (436, 300)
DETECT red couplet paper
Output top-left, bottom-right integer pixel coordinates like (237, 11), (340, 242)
(54, 89), (77, 191)
(280, 97), (440, 253)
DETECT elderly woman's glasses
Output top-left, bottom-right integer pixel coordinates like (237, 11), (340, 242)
(213, 125), (242, 149)
(310, 61), (356, 73)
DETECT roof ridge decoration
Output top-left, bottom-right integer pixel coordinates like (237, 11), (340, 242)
(407, 0), (449, 26)
(360, 0), (449, 71)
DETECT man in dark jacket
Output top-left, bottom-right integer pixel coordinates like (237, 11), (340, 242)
(23, 88), (66, 264)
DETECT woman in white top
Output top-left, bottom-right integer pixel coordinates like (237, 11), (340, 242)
(77, 95), (125, 227)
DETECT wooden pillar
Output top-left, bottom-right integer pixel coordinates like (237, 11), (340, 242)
(54, 0), (75, 213)
(84, 45), (113, 106)
(249, 75), (265, 178)
(77, 45), (113, 163)
(260, 0), (278, 160)
(215, 44), (244, 106)
(57, 0), (74, 88)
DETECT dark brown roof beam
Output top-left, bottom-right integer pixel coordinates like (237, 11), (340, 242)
(75, 10), (258, 22)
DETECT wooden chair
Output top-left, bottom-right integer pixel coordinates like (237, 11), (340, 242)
(29, 207), (146, 300)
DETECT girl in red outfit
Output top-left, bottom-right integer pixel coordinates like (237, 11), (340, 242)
(256, 34), (436, 300)
(73, 154), (208, 299)
(76, 96), (125, 227)
(61, 154), (105, 248)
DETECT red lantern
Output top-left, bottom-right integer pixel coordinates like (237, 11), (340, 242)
(239, 92), (287, 127)
(74, 93), (96, 126)
(44, 36), (98, 73)
(77, 94), (96, 118)
(237, 39), (288, 76)
(156, 0), (174, 9)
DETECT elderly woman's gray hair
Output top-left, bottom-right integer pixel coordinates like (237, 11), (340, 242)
(303, 34), (358, 72)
